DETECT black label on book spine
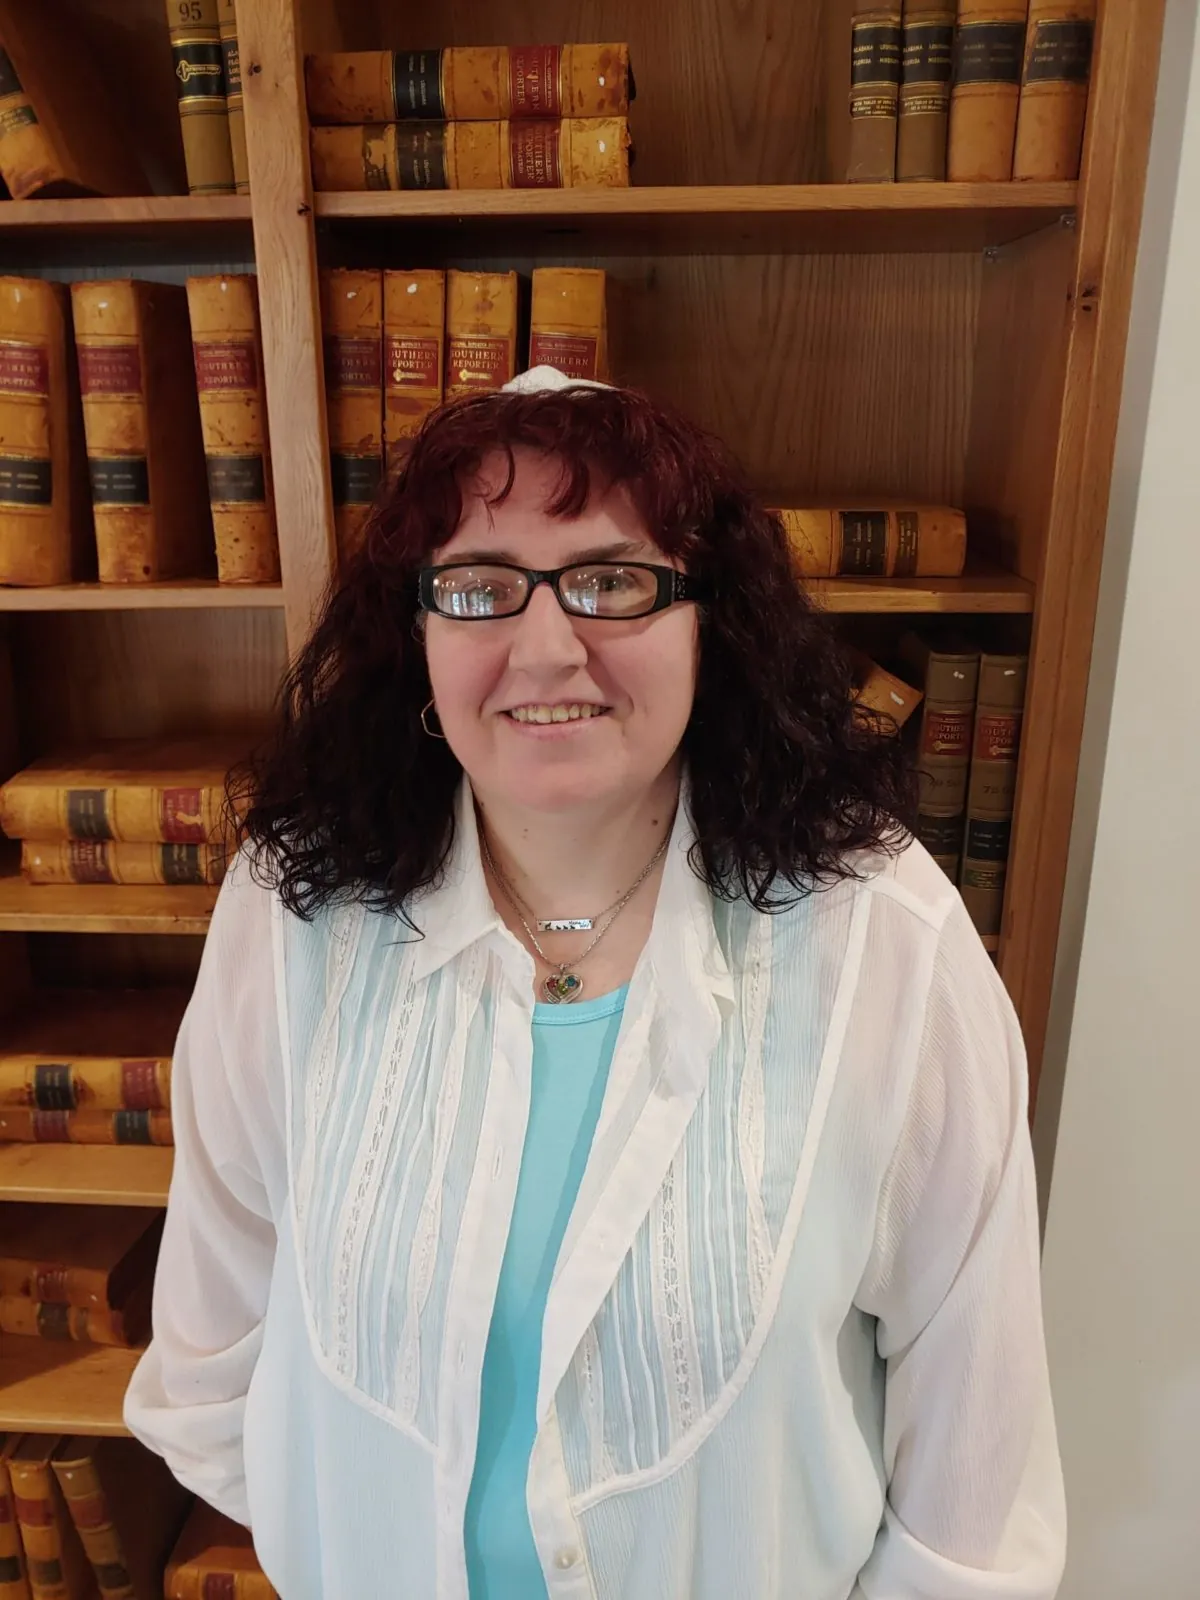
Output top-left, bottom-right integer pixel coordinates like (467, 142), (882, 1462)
(394, 125), (449, 189)
(0, 47), (25, 98)
(33, 1064), (75, 1112)
(391, 50), (445, 118)
(964, 814), (1011, 861)
(88, 456), (150, 506)
(206, 453), (266, 503)
(171, 41), (227, 104)
(331, 451), (383, 506)
(918, 811), (965, 855)
(953, 21), (1026, 86)
(1024, 19), (1094, 84)
(0, 455), (51, 506)
(222, 36), (243, 102)
(851, 23), (903, 87)
(65, 789), (113, 839)
(114, 1109), (153, 1145)
(161, 844), (203, 884)
(902, 22), (954, 83)
(837, 512), (889, 576)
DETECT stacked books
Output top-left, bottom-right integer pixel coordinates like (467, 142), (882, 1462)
(305, 44), (633, 189)
(0, 1204), (164, 1347)
(0, 734), (243, 889)
(848, 0), (1096, 182)
(899, 627), (1030, 950)
(1, 1433), (193, 1600)
(165, 0), (248, 196)
(0, 1), (149, 201)
(0, 273), (278, 588)
(322, 265), (608, 562)
(0, 1048), (173, 1152)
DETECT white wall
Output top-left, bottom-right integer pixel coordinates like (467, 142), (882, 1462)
(1037, 0), (1200, 1593)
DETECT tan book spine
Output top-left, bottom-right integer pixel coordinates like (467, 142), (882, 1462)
(320, 270), (383, 567)
(948, 0), (1030, 180)
(0, 277), (89, 587)
(165, 0), (235, 196)
(7, 1445), (92, 1600)
(217, 0), (249, 194)
(848, 0), (902, 181)
(445, 271), (519, 400)
(0, 777), (228, 844)
(0, 1297), (141, 1349)
(71, 280), (212, 584)
(960, 651), (1028, 941)
(0, 1056), (171, 1113)
(0, 1439), (31, 1600)
(897, 0), (955, 179)
(0, 1107), (173, 1147)
(1012, 0), (1095, 180)
(187, 275), (279, 583)
(0, 6), (148, 199)
(898, 630), (981, 879)
(304, 45), (632, 123)
(51, 1451), (135, 1598)
(776, 506), (967, 578)
(310, 118), (631, 190)
(383, 270), (445, 460)
(851, 653), (923, 730)
(21, 839), (226, 886)
(529, 268), (608, 380)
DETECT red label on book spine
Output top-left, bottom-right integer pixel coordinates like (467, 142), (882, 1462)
(67, 841), (115, 884)
(160, 787), (208, 842)
(122, 1059), (166, 1111)
(447, 336), (511, 389)
(508, 44), (563, 115)
(0, 340), (49, 396)
(921, 707), (972, 758)
(385, 334), (439, 389)
(78, 343), (143, 395)
(529, 332), (599, 379)
(194, 339), (257, 391)
(973, 709), (1022, 761)
(508, 121), (563, 186)
(323, 335), (381, 390)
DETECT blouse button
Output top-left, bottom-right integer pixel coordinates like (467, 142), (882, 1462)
(554, 1547), (581, 1570)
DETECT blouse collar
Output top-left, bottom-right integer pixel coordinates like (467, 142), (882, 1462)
(407, 777), (733, 1092)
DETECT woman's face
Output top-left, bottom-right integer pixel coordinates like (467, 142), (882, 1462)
(424, 447), (698, 818)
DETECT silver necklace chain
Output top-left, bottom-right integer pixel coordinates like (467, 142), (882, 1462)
(480, 828), (670, 1004)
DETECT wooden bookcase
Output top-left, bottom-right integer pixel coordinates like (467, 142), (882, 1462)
(0, 0), (1166, 1445)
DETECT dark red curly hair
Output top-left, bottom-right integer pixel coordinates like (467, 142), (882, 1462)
(232, 381), (915, 922)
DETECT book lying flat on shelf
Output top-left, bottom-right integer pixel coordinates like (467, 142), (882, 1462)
(775, 506), (968, 578)
(165, 1501), (277, 1600)
(0, 1203), (163, 1314)
(310, 117), (631, 190)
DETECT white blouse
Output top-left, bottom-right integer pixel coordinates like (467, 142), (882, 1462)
(125, 785), (1066, 1599)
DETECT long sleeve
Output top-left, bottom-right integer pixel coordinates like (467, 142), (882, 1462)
(854, 899), (1067, 1599)
(123, 854), (286, 1527)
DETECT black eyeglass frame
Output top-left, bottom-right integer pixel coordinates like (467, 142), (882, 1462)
(417, 561), (710, 620)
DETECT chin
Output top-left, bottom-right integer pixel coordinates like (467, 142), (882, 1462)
(492, 755), (633, 816)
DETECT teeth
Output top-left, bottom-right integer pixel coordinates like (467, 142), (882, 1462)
(510, 703), (604, 723)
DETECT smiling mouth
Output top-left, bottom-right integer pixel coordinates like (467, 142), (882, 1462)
(504, 703), (611, 724)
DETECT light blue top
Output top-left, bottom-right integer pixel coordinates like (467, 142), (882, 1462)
(465, 984), (629, 1600)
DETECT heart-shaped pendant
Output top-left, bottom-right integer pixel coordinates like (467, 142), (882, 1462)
(543, 971), (584, 1004)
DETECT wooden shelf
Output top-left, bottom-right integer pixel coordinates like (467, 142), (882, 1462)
(810, 566), (1035, 614)
(0, 871), (216, 935)
(0, 1145), (173, 1206)
(0, 1339), (138, 1436)
(0, 582), (285, 612)
(0, 194), (251, 235)
(315, 182), (1078, 255)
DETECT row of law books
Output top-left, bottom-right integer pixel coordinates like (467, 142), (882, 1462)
(0, 1442), (274, 1600)
(0, 734), (242, 887)
(323, 264), (609, 561)
(306, 45), (633, 190)
(849, 0), (1095, 183)
(0, 1050), (174, 1153)
(0, 275), (278, 589)
(0, 1203), (162, 1349)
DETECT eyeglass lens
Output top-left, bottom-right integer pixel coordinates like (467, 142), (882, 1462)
(430, 564), (661, 619)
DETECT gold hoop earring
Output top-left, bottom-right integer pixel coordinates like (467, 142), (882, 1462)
(421, 699), (447, 740)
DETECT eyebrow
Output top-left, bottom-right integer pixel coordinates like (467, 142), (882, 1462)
(438, 539), (656, 566)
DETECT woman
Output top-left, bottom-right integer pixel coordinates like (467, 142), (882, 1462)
(125, 367), (1066, 1600)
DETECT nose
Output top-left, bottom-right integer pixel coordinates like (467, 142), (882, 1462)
(506, 581), (589, 674)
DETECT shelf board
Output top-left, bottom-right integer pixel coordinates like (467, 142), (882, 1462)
(0, 580), (284, 612)
(0, 194), (251, 235)
(0, 869), (216, 935)
(0, 1145), (173, 1206)
(810, 565), (1035, 613)
(315, 182), (1078, 255)
(0, 1339), (138, 1436)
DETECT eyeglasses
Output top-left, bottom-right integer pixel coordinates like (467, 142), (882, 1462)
(417, 561), (709, 621)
